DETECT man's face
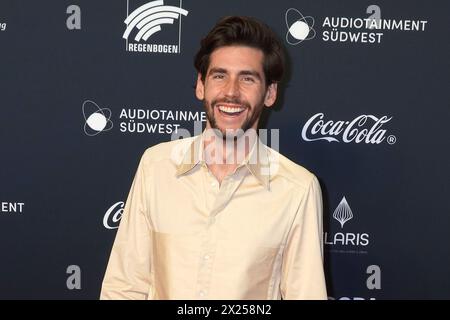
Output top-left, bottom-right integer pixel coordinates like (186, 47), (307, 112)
(196, 46), (277, 138)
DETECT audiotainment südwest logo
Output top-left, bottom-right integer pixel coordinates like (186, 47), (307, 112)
(123, 0), (189, 54)
(324, 196), (370, 254)
(285, 8), (316, 45)
(82, 100), (114, 136)
(82, 99), (206, 137)
(1, 201), (25, 214)
(285, 5), (428, 46)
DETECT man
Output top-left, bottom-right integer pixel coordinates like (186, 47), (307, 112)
(101, 16), (327, 300)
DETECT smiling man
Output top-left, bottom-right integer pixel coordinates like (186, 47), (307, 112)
(197, 45), (276, 136)
(101, 16), (327, 300)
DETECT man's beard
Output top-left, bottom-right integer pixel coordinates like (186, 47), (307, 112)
(203, 97), (264, 140)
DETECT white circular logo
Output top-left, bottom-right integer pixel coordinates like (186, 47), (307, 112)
(82, 100), (113, 136)
(285, 8), (316, 45)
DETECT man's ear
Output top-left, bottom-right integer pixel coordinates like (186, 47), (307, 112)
(195, 73), (205, 100)
(264, 83), (278, 107)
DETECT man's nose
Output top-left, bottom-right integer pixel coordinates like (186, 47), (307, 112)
(224, 78), (240, 98)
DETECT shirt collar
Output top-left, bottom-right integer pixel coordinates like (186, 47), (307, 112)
(175, 134), (203, 176)
(243, 137), (270, 190)
(175, 131), (271, 190)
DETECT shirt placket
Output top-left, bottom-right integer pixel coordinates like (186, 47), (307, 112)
(195, 165), (246, 299)
(195, 164), (219, 299)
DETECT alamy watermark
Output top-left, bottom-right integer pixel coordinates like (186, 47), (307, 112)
(170, 121), (280, 176)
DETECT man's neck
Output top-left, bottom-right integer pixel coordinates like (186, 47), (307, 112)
(202, 127), (257, 184)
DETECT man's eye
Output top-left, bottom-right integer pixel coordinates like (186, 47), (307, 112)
(242, 77), (255, 83)
(212, 74), (224, 79)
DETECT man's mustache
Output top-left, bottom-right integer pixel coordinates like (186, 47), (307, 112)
(211, 98), (250, 109)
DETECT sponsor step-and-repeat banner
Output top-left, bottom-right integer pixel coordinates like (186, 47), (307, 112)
(0, 0), (449, 299)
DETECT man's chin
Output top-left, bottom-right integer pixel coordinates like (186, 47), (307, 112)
(218, 127), (252, 140)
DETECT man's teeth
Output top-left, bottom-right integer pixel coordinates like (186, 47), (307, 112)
(218, 105), (245, 114)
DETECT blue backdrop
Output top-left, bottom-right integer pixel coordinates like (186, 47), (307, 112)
(0, 0), (449, 299)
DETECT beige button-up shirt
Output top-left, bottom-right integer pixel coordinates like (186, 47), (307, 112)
(100, 133), (327, 300)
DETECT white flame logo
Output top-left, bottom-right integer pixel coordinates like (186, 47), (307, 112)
(333, 197), (353, 228)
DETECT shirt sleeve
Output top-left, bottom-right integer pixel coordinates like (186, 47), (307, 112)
(100, 154), (152, 300)
(280, 175), (328, 300)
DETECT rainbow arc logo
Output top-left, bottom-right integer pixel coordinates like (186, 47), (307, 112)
(123, 0), (188, 42)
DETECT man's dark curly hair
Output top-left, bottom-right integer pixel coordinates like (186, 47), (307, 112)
(194, 16), (285, 86)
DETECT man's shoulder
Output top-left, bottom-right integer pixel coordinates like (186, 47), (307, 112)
(141, 136), (196, 165)
(266, 146), (317, 191)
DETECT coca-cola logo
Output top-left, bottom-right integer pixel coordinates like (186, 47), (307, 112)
(103, 201), (124, 229)
(301, 113), (396, 144)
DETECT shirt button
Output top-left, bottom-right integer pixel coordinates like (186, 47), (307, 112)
(204, 254), (210, 260)
(211, 182), (216, 187)
(199, 290), (207, 297)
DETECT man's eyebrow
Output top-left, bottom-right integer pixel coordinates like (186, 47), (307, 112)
(208, 68), (262, 81)
(208, 67), (227, 74)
